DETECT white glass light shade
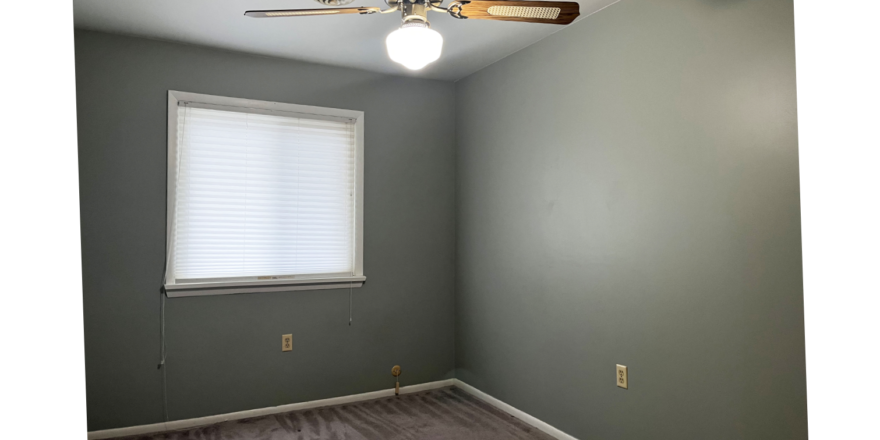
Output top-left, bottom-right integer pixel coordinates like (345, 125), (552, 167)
(385, 26), (443, 70)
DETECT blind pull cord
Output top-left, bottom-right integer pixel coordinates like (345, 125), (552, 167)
(155, 104), (187, 425)
(157, 287), (169, 424)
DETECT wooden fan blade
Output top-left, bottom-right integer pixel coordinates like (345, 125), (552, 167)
(453, 1), (579, 25)
(244, 7), (381, 18)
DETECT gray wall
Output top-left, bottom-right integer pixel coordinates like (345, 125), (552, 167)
(454, 0), (806, 439)
(79, 0), (808, 435)
(75, 30), (456, 431)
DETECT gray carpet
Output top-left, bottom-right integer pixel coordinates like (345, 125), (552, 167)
(114, 386), (556, 440)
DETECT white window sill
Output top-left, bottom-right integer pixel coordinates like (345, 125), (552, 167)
(164, 276), (366, 298)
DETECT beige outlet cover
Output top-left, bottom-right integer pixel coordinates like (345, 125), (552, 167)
(616, 364), (628, 389)
(282, 334), (293, 352)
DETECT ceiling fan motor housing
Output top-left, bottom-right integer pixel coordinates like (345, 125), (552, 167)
(401, 0), (430, 24)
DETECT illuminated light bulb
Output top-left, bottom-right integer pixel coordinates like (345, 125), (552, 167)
(385, 24), (443, 70)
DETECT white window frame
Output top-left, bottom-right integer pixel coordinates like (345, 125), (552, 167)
(163, 90), (365, 297)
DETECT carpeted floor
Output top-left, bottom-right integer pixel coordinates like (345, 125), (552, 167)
(114, 386), (556, 440)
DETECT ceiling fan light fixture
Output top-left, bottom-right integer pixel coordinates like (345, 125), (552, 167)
(245, 0), (581, 70)
(385, 24), (443, 70)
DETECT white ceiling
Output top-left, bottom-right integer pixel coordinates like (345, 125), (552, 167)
(72, 0), (619, 81)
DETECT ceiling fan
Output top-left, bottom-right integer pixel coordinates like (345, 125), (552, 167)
(245, 0), (580, 70)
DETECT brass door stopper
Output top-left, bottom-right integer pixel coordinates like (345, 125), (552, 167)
(391, 365), (402, 396)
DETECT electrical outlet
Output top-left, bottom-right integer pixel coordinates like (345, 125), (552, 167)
(616, 364), (628, 389)
(282, 334), (293, 352)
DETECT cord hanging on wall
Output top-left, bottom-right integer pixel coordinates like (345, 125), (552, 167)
(392, 365), (402, 396)
(157, 287), (169, 423)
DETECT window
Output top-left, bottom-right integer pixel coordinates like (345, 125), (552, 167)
(164, 91), (364, 297)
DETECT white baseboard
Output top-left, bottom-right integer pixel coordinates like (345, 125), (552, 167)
(453, 379), (578, 440)
(87, 379), (454, 440)
(88, 378), (576, 440)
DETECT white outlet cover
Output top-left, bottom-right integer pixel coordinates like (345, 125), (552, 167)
(616, 364), (628, 389)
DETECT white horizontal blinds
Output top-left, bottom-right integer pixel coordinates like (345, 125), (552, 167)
(173, 104), (356, 281)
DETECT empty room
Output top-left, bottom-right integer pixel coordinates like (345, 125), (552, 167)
(14, 0), (868, 438)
